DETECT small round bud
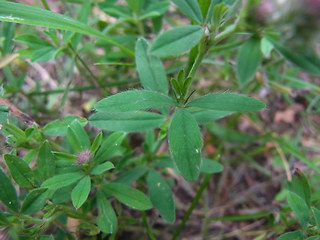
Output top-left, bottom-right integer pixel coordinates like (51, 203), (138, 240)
(75, 149), (91, 165)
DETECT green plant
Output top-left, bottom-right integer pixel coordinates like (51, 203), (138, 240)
(0, 0), (320, 239)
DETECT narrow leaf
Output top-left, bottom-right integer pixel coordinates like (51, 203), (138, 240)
(21, 188), (48, 214)
(103, 183), (152, 210)
(0, 167), (19, 212)
(139, 1), (170, 20)
(172, 0), (203, 24)
(312, 207), (320, 230)
(276, 230), (303, 240)
(71, 176), (91, 209)
(0, 1), (134, 56)
(37, 140), (55, 181)
(168, 108), (202, 181)
(146, 169), (175, 223)
(89, 111), (166, 132)
(287, 191), (310, 229)
(200, 158), (224, 174)
(67, 127), (83, 152)
(187, 93), (265, 112)
(94, 90), (175, 112)
(236, 37), (262, 85)
(287, 170), (311, 208)
(4, 154), (36, 188)
(150, 25), (204, 57)
(135, 38), (168, 94)
(94, 132), (126, 163)
(43, 116), (87, 136)
(112, 166), (147, 185)
(41, 172), (84, 190)
(91, 162), (114, 175)
(68, 120), (90, 151)
(97, 190), (117, 234)
(90, 132), (103, 154)
(267, 36), (320, 76)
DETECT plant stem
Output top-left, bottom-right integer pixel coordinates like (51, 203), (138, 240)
(187, 36), (210, 79)
(212, 24), (237, 44)
(141, 211), (156, 240)
(172, 174), (213, 240)
(67, 43), (107, 93)
(41, 0), (50, 10)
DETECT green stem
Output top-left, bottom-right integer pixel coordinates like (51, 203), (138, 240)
(141, 211), (156, 240)
(212, 24), (237, 45)
(40, 0), (50, 10)
(172, 174), (213, 240)
(67, 43), (107, 94)
(187, 38), (209, 79)
(134, 13), (145, 35)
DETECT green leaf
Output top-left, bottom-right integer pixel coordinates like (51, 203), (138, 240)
(276, 230), (303, 240)
(267, 36), (320, 76)
(200, 158), (223, 174)
(306, 237), (319, 240)
(53, 152), (77, 164)
(97, 190), (117, 234)
(312, 207), (320, 230)
(188, 108), (233, 124)
(4, 154), (37, 188)
(43, 116), (87, 136)
(260, 37), (273, 56)
(126, 0), (144, 13)
(287, 170), (311, 207)
(287, 191), (310, 229)
(14, 34), (52, 49)
(112, 166), (147, 185)
(103, 183), (152, 210)
(0, 211), (9, 225)
(39, 236), (54, 240)
(21, 188), (48, 214)
(187, 93), (265, 112)
(168, 108), (202, 181)
(0, 167), (19, 212)
(0, 1), (134, 56)
(198, 0), (211, 20)
(2, 123), (25, 139)
(139, 1), (170, 20)
(37, 140), (55, 181)
(280, 74), (320, 93)
(150, 25), (204, 57)
(94, 132), (126, 163)
(67, 120), (90, 152)
(172, 0), (203, 24)
(236, 37), (262, 86)
(41, 172), (84, 190)
(94, 90), (175, 112)
(0, 104), (8, 123)
(71, 176), (91, 209)
(135, 38), (168, 94)
(89, 111), (166, 132)
(91, 162), (114, 175)
(90, 132), (103, 154)
(146, 169), (175, 223)
(99, 3), (131, 19)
